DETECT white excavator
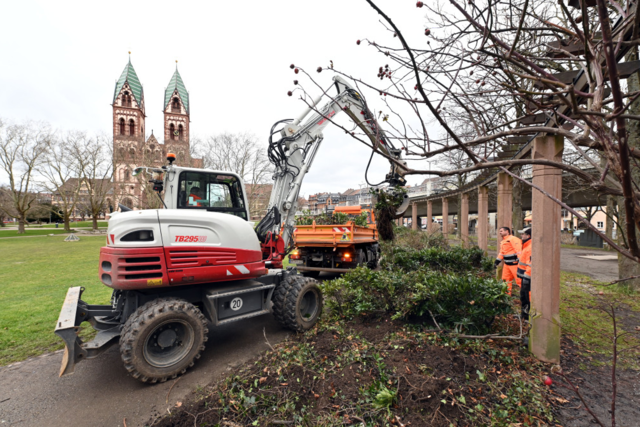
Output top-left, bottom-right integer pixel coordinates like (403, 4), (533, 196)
(55, 76), (409, 383)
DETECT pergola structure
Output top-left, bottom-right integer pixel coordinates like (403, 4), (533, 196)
(396, 1), (639, 364)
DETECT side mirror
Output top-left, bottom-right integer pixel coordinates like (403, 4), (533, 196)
(132, 167), (144, 177)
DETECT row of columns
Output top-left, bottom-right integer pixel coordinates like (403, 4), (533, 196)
(405, 135), (563, 363)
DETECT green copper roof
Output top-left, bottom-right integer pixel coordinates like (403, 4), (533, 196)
(113, 60), (143, 105)
(164, 69), (189, 113)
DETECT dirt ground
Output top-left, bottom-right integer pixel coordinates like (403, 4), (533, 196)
(552, 338), (640, 426)
(154, 320), (493, 427)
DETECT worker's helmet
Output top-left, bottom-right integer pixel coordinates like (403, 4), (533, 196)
(519, 227), (531, 236)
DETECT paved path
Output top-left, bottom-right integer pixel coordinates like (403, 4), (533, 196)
(0, 316), (290, 427)
(489, 246), (619, 282)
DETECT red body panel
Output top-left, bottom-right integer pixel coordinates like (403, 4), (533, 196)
(99, 246), (266, 290)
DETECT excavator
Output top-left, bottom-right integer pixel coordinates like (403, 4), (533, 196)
(54, 76), (409, 383)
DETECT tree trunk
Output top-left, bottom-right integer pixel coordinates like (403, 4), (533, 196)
(64, 214), (71, 232)
(619, 48), (640, 289)
(92, 215), (98, 231)
(18, 215), (26, 234)
(512, 166), (523, 238)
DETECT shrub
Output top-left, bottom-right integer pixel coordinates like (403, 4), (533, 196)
(381, 245), (491, 274)
(385, 227), (449, 251)
(295, 211), (370, 227)
(321, 266), (511, 334)
(392, 273), (511, 334)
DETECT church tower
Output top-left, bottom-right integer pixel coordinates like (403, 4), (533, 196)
(112, 57), (145, 208)
(164, 65), (190, 163)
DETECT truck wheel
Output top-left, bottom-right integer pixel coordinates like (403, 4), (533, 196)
(273, 275), (323, 332)
(119, 298), (208, 383)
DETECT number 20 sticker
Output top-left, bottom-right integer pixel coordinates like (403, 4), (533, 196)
(230, 297), (243, 311)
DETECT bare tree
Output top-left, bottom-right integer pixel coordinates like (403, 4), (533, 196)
(195, 132), (274, 218)
(40, 132), (87, 232)
(290, 0), (640, 290)
(70, 134), (114, 230)
(0, 119), (50, 233)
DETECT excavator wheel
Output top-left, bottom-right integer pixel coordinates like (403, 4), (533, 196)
(273, 275), (323, 332)
(119, 298), (208, 383)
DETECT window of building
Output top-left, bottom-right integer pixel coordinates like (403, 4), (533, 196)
(129, 119), (135, 136)
(170, 124), (176, 140)
(124, 169), (130, 181)
(172, 97), (180, 112)
(597, 221), (604, 228)
(178, 124), (184, 140)
(119, 118), (125, 135)
(123, 91), (131, 107)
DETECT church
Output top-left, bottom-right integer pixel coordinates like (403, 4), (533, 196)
(111, 57), (202, 209)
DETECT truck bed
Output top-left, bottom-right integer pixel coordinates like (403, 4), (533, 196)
(294, 221), (377, 247)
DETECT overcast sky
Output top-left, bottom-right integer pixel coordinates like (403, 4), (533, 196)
(0, 0), (438, 196)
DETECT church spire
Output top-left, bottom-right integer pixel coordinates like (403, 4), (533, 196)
(113, 55), (144, 106)
(164, 67), (189, 114)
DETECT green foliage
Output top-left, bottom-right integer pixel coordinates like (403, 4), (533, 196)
(381, 245), (491, 274)
(372, 187), (407, 241)
(372, 186), (407, 211)
(386, 227), (449, 251)
(372, 386), (396, 410)
(295, 210), (370, 227)
(353, 212), (369, 227)
(321, 264), (511, 334)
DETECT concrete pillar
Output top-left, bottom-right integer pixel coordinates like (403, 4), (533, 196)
(530, 134), (564, 363)
(497, 172), (513, 232)
(477, 186), (489, 253)
(411, 203), (418, 230)
(460, 193), (469, 247)
(427, 200), (433, 232)
(441, 198), (449, 236)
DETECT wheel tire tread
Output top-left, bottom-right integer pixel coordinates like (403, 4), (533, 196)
(273, 275), (322, 332)
(119, 298), (208, 383)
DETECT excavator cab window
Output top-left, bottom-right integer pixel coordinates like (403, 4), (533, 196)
(177, 171), (248, 220)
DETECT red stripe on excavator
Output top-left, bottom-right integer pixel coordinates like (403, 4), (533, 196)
(99, 246), (265, 290)
(164, 246), (262, 269)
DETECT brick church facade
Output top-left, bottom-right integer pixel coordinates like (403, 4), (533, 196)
(112, 58), (202, 209)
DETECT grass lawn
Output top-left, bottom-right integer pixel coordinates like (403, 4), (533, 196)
(560, 271), (640, 369)
(0, 237), (293, 366)
(0, 229), (79, 238)
(0, 235), (112, 366)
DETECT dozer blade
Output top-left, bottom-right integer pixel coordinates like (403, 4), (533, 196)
(54, 286), (121, 377)
(55, 287), (85, 377)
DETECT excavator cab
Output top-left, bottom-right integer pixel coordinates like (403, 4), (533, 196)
(175, 170), (248, 220)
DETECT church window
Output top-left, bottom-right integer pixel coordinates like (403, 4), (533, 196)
(178, 124), (184, 140)
(129, 119), (135, 136)
(170, 124), (176, 140)
(123, 91), (131, 107)
(124, 169), (130, 181)
(172, 97), (180, 112)
(119, 118), (125, 135)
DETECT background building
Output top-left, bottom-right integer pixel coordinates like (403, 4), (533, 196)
(112, 59), (201, 209)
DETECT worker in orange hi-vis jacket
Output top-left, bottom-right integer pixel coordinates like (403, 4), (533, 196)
(494, 226), (522, 295)
(516, 227), (532, 320)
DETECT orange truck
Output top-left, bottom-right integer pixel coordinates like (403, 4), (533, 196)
(289, 205), (380, 276)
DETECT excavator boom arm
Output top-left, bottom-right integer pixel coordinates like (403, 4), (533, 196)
(256, 76), (408, 265)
